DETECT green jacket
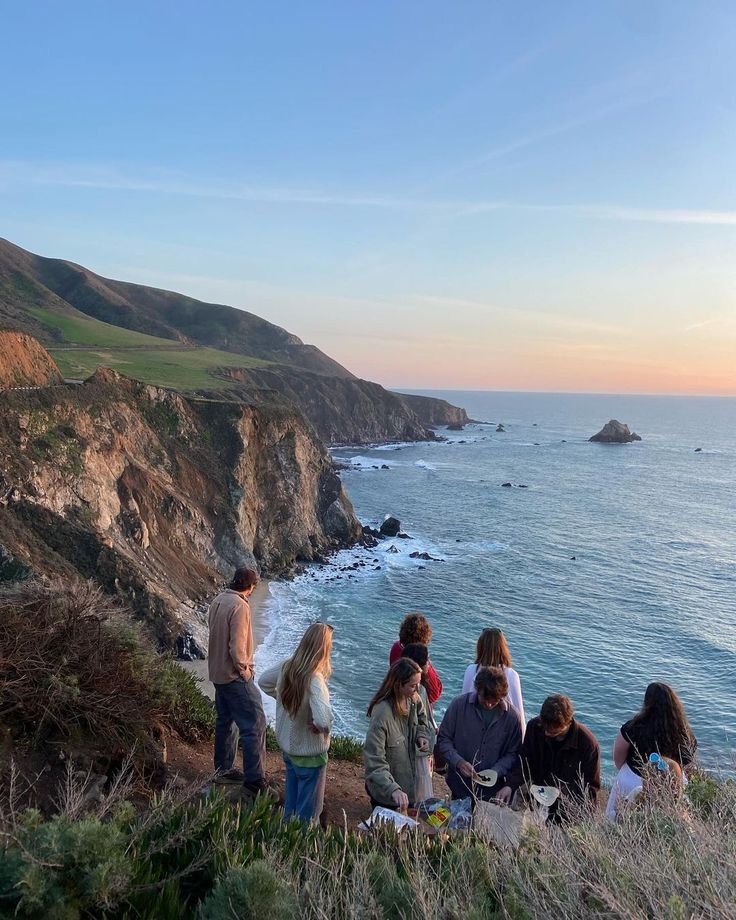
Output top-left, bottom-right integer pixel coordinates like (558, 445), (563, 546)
(364, 695), (430, 806)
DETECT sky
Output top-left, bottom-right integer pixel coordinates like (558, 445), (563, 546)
(1, 1), (735, 394)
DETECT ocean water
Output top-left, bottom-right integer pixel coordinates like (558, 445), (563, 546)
(255, 391), (736, 777)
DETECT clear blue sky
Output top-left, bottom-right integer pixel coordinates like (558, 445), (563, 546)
(2, 1), (735, 393)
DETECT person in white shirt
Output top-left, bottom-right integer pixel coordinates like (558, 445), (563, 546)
(259, 623), (334, 822)
(462, 627), (525, 731)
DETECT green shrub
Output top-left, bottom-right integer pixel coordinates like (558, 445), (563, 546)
(199, 861), (297, 920)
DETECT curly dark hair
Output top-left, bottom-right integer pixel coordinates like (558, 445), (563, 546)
(398, 612), (432, 646)
(540, 694), (575, 731)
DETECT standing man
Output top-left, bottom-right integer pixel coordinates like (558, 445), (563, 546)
(512, 694), (600, 822)
(437, 666), (522, 802)
(208, 566), (269, 799)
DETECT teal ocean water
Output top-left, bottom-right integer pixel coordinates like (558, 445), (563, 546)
(255, 392), (736, 777)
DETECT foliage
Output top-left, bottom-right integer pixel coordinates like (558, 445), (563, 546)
(0, 580), (214, 753)
(198, 861), (297, 919)
(1, 768), (734, 920)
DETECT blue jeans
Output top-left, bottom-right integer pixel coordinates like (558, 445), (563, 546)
(214, 676), (266, 785)
(283, 754), (327, 822)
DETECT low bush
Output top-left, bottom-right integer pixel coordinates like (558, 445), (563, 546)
(0, 580), (214, 755)
(1, 768), (734, 920)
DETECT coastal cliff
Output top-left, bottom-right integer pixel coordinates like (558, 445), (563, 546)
(0, 362), (360, 653)
(212, 365), (458, 444)
(0, 330), (63, 387)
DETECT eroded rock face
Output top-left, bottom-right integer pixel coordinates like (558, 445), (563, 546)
(0, 368), (361, 649)
(0, 332), (62, 388)
(589, 420), (642, 443)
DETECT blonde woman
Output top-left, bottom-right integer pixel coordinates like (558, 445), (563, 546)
(258, 623), (334, 822)
(364, 658), (430, 810)
(462, 627), (525, 729)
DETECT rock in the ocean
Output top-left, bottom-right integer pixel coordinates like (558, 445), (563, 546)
(386, 545), (400, 554)
(694, 448), (703, 453)
(379, 515), (402, 537)
(409, 551), (443, 562)
(589, 420), (642, 443)
(447, 423), (465, 431)
(496, 424), (505, 432)
(501, 482), (513, 488)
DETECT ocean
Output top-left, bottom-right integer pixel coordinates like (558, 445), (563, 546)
(255, 391), (736, 778)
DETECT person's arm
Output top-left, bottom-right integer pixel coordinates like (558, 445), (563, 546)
(414, 693), (430, 751)
(308, 675), (334, 733)
(507, 720), (533, 790)
(491, 711), (523, 782)
(436, 700), (463, 768)
(257, 663), (281, 699)
(364, 715), (401, 804)
(424, 662), (443, 705)
(507, 669), (526, 729)
(228, 603), (252, 679)
(582, 739), (602, 806)
(613, 732), (630, 769)
(461, 665), (476, 695)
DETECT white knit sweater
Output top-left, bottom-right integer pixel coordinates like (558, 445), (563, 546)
(258, 661), (334, 758)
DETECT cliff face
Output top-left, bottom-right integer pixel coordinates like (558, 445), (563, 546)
(210, 366), (466, 444)
(0, 367), (360, 653)
(0, 331), (63, 388)
(393, 392), (469, 428)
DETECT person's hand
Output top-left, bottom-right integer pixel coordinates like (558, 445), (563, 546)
(307, 720), (322, 735)
(457, 760), (477, 780)
(391, 789), (409, 810)
(239, 666), (252, 681)
(495, 785), (513, 805)
(418, 738), (429, 753)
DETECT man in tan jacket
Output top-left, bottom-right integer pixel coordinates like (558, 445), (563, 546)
(208, 566), (268, 798)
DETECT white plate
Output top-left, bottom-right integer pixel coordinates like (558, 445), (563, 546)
(530, 785), (560, 807)
(473, 769), (498, 788)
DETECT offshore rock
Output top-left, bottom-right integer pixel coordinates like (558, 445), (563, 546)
(379, 515), (402, 537)
(589, 419), (642, 443)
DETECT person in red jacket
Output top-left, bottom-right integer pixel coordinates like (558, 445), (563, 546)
(389, 612), (443, 706)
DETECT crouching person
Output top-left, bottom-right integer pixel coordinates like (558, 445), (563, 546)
(513, 694), (600, 822)
(437, 666), (522, 803)
(364, 659), (430, 810)
(258, 623), (334, 822)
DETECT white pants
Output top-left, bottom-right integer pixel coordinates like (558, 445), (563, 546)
(605, 764), (642, 819)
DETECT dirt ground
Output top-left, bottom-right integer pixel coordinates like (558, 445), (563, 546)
(166, 734), (450, 829)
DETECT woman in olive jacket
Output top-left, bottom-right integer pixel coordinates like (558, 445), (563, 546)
(364, 659), (431, 809)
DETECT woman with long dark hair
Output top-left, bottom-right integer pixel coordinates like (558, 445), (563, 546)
(606, 682), (696, 819)
(462, 627), (525, 729)
(259, 623), (334, 822)
(364, 658), (430, 810)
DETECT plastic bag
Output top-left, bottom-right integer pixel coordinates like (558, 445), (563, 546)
(414, 754), (434, 803)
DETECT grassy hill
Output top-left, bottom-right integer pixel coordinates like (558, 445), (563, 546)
(27, 306), (270, 389)
(0, 237), (353, 379)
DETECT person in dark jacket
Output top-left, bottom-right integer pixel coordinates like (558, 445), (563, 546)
(514, 694), (600, 822)
(436, 666), (522, 802)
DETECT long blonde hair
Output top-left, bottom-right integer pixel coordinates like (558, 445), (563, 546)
(280, 623), (333, 717)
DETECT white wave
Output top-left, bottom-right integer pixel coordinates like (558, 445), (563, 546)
(414, 459), (436, 470)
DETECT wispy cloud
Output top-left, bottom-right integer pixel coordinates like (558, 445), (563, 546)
(3, 159), (736, 228)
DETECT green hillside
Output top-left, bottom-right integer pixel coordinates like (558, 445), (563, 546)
(29, 306), (269, 390)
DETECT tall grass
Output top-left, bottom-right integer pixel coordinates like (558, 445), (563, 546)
(1, 763), (733, 919)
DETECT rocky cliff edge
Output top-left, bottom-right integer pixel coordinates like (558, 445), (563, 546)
(0, 366), (361, 654)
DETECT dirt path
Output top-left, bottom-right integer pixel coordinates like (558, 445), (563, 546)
(166, 735), (449, 829)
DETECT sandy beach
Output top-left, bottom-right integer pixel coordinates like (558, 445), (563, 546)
(178, 580), (272, 702)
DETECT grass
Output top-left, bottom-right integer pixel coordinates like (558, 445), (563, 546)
(28, 307), (179, 348)
(51, 346), (268, 390)
(1, 771), (734, 919)
(28, 306), (271, 390)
